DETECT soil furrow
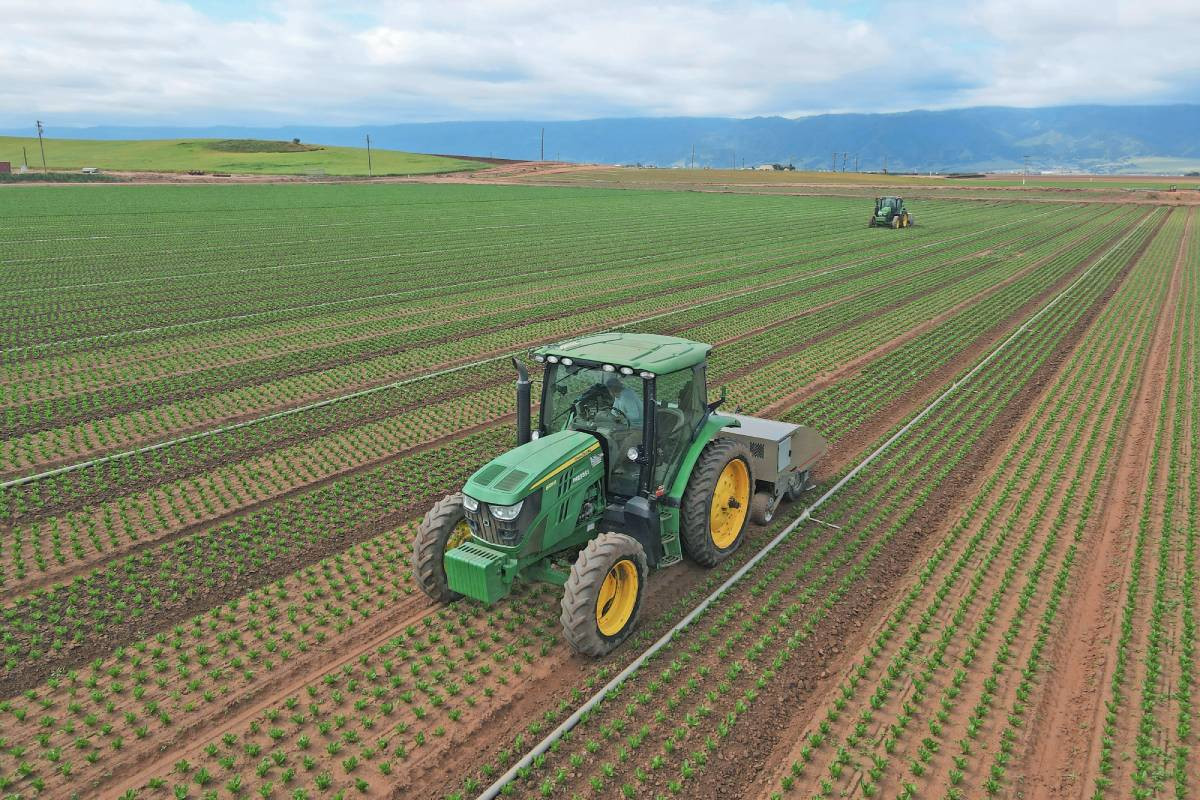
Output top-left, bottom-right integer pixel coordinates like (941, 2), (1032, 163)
(1018, 208), (1188, 799)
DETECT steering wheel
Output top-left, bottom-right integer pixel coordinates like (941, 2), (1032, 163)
(610, 405), (631, 427)
(575, 383), (611, 422)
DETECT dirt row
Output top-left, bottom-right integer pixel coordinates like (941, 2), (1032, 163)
(764, 208), (1175, 799)
(1018, 206), (1195, 798)
(644, 208), (1163, 800)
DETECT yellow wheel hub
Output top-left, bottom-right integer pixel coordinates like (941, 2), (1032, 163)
(710, 458), (750, 549)
(596, 559), (639, 636)
(447, 520), (472, 550)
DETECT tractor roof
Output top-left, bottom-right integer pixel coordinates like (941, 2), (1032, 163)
(534, 332), (710, 375)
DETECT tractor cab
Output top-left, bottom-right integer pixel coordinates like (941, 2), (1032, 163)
(534, 333), (708, 502)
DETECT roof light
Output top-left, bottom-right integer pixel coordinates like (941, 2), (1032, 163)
(639, 371), (655, 379)
(561, 357), (573, 366)
(619, 366), (634, 376)
(533, 354), (545, 363)
(547, 355), (559, 363)
(602, 364), (616, 372)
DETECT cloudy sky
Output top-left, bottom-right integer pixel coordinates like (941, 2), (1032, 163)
(2, 0), (1198, 128)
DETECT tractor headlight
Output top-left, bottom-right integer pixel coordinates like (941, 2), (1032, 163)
(627, 446), (640, 462)
(462, 495), (479, 512)
(489, 500), (524, 521)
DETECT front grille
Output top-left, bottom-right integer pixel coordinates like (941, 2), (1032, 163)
(465, 505), (521, 546)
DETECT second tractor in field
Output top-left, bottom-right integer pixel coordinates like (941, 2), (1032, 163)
(870, 196), (913, 228)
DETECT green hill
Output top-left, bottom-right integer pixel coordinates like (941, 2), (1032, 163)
(0, 137), (484, 176)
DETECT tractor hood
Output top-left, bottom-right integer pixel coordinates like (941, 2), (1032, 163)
(463, 430), (602, 505)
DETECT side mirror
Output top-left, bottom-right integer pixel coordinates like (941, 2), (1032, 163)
(707, 386), (727, 413)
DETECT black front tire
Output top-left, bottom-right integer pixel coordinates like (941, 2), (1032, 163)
(413, 493), (467, 604)
(561, 533), (648, 657)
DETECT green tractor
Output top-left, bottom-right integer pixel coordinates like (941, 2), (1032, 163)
(869, 196), (913, 228)
(414, 333), (827, 656)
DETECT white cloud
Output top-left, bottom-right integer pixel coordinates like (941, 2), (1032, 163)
(0, 0), (1196, 127)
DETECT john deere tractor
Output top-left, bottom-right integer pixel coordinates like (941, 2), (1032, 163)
(414, 333), (826, 656)
(869, 196), (913, 228)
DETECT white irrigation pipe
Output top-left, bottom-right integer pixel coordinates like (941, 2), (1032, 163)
(474, 208), (1153, 800)
(0, 206), (1069, 489)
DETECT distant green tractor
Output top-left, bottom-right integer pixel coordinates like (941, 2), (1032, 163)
(870, 196), (913, 228)
(414, 333), (827, 656)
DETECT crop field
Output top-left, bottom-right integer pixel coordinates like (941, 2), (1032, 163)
(0, 181), (1195, 800)
(517, 167), (1200, 204)
(0, 137), (483, 176)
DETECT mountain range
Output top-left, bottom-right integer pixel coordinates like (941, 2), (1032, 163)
(6, 105), (1199, 173)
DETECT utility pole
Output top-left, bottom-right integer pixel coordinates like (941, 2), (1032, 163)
(883, 155), (888, 175)
(36, 120), (47, 172)
(1022, 155), (1030, 186)
(540, 127), (544, 161)
(22, 146), (29, 169)
(842, 152), (847, 172)
(831, 152), (837, 172)
(854, 155), (858, 173)
(691, 144), (695, 169)
(365, 134), (373, 177)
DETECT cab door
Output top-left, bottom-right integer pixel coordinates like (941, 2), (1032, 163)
(651, 365), (707, 493)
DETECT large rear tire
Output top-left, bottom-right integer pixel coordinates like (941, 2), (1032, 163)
(681, 439), (755, 567)
(561, 533), (648, 656)
(413, 493), (472, 604)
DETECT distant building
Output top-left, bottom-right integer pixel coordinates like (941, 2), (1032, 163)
(754, 164), (774, 171)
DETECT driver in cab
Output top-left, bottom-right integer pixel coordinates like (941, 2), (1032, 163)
(605, 375), (642, 427)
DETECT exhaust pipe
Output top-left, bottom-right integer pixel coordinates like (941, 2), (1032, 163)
(513, 358), (531, 446)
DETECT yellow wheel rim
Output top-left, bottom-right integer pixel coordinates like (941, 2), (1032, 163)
(710, 458), (750, 549)
(447, 520), (472, 550)
(595, 559), (639, 636)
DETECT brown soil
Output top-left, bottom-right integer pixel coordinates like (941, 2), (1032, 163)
(1017, 207), (1190, 799)
(671, 207), (1158, 800)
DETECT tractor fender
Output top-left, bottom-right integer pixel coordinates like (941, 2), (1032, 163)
(663, 413), (740, 505)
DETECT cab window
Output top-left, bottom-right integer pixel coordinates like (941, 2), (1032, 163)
(652, 365), (706, 491)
